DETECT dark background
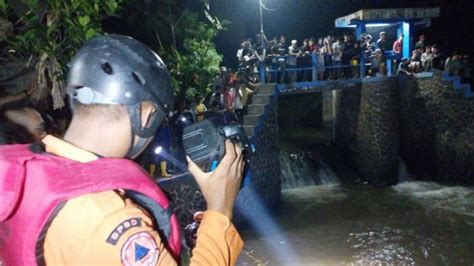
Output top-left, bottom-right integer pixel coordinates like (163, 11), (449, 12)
(210, 0), (474, 67)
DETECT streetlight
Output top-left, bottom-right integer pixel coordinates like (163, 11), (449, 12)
(259, 0), (264, 33)
(257, 1), (277, 34)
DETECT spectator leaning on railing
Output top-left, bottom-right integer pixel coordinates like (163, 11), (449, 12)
(368, 49), (384, 77)
(236, 30), (469, 82)
(431, 44), (443, 70)
(288, 39), (301, 82)
(410, 47), (422, 73)
(415, 34), (425, 51)
(362, 34), (374, 58)
(392, 34), (403, 70)
(397, 58), (413, 76)
(341, 33), (354, 78)
(376, 31), (387, 52)
(445, 51), (461, 76)
(350, 41), (362, 78)
(421, 45), (434, 71)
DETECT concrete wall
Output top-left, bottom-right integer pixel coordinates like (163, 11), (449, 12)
(354, 78), (400, 185)
(332, 78), (400, 185)
(325, 73), (473, 185)
(399, 72), (474, 184)
(243, 95), (281, 207)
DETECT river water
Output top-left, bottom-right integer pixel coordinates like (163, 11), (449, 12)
(238, 151), (474, 265)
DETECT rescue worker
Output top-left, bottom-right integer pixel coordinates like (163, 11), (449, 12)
(0, 35), (244, 265)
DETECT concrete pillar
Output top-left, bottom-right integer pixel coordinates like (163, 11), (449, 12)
(322, 90), (334, 124)
(357, 23), (367, 76)
(354, 78), (400, 185)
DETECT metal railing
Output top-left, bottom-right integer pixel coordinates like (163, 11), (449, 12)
(242, 52), (398, 84)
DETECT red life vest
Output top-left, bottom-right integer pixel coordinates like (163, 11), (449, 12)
(0, 144), (181, 265)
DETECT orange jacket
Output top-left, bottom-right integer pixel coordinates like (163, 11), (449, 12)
(42, 135), (244, 265)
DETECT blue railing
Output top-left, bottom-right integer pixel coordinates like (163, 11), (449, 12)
(442, 72), (473, 98)
(250, 51), (399, 84)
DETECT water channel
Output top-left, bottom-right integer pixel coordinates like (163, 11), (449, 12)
(238, 128), (474, 265)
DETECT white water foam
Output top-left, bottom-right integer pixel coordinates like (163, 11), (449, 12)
(282, 184), (347, 204)
(280, 151), (339, 189)
(392, 181), (474, 218)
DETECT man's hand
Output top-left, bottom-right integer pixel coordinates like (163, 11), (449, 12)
(187, 140), (245, 219)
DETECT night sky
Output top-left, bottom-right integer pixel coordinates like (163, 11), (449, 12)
(210, 0), (474, 67)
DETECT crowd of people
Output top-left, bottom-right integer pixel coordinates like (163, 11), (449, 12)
(144, 67), (260, 177)
(236, 32), (472, 84)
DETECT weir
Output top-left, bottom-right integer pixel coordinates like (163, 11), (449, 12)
(159, 69), (474, 228)
(280, 151), (339, 189)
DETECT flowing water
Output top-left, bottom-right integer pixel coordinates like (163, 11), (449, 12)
(280, 151), (339, 189)
(239, 151), (474, 265)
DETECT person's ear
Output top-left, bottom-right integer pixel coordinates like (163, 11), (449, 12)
(140, 101), (156, 127)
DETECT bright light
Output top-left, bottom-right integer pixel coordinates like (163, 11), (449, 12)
(181, 117), (187, 122)
(153, 147), (187, 174)
(236, 186), (300, 265)
(154, 146), (163, 154)
(347, 25), (357, 28)
(366, 23), (391, 28)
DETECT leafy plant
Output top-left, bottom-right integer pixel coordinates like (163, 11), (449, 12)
(1, 0), (122, 109)
(167, 11), (227, 99)
(122, 0), (228, 101)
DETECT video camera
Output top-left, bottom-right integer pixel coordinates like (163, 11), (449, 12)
(182, 119), (253, 172)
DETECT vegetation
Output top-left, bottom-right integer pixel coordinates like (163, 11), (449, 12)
(121, 0), (228, 101)
(1, 0), (122, 109)
(1, 0), (227, 109)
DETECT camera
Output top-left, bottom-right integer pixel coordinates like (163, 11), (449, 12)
(182, 119), (253, 172)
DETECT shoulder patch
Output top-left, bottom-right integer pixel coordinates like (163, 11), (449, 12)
(121, 232), (159, 266)
(106, 217), (142, 245)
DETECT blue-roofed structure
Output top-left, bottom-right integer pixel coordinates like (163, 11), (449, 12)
(335, 8), (440, 75)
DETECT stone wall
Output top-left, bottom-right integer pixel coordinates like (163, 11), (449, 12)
(399, 72), (474, 184)
(354, 78), (400, 185)
(241, 94), (281, 206)
(322, 90), (334, 125)
(329, 73), (472, 185)
(333, 78), (400, 185)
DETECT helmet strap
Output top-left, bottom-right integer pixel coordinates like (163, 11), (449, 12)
(125, 103), (162, 158)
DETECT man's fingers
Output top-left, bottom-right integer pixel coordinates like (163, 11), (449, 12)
(236, 149), (245, 176)
(219, 140), (237, 168)
(187, 156), (207, 183)
(231, 145), (244, 172)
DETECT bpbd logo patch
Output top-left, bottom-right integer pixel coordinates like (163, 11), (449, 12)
(106, 217), (142, 245)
